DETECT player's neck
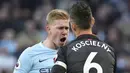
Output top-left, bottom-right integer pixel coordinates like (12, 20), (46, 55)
(43, 38), (56, 50)
(76, 29), (93, 37)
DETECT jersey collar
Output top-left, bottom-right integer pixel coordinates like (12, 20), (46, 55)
(76, 34), (100, 41)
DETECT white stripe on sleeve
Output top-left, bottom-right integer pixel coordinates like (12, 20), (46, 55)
(55, 61), (67, 69)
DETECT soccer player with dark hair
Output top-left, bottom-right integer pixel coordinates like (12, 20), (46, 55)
(51, 1), (116, 73)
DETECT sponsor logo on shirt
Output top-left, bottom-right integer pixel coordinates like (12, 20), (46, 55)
(39, 58), (49, 62)
(39, 57), (54, 63)
(39, 68), (51, 73)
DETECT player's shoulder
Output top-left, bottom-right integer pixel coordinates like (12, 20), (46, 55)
(98, 40), (116, 58)
(20, 42), (42, 56)
(100, 40), (115, 51)
(19, 47), (32, 59)
(29, 42), (43, 51)
(23, 43), (39, 51)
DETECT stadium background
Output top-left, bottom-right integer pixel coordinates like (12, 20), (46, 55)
(0, 0), (130, 73)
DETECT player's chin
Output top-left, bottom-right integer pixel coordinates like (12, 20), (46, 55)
(59, 42), (66, 46)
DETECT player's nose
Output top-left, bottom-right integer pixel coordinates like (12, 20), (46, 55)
(62, 28), (69, 35)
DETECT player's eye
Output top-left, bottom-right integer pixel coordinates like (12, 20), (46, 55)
(65, 27), (69, 30)
(58, 27), (64, 30)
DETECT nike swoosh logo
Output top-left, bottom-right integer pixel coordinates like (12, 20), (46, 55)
(39, 58), (52, 62)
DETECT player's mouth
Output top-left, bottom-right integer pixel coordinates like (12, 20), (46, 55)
(60, 37), (66, 43)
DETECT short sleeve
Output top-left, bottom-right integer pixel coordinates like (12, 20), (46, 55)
(13, 49), (32, 73)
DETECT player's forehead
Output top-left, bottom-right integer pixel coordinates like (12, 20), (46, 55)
(53, 19), (70, 27)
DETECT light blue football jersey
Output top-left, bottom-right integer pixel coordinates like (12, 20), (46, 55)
(13, 42), (57, 73)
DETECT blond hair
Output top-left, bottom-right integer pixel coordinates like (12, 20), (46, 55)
(46, 9), (69, 24)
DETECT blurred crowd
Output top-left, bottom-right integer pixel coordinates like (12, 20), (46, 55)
(0, 0), (130, 73)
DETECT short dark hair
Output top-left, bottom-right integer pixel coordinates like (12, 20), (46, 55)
(69, 1), (92, 29)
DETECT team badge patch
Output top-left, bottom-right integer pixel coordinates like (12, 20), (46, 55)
(15, 60), (21, 69)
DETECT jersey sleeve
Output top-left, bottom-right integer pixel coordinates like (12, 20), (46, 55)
(13, 48), (32, 73)
(51, 46), (67, 73)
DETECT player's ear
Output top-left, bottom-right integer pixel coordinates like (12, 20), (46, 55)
(89, 16), (95, 27)
(71, 23), (78, 37)
(45, 25), (51, 33)
(71, 23), (77, 32)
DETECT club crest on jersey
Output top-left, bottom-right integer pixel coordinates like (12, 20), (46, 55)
(15, 60), (21, 69)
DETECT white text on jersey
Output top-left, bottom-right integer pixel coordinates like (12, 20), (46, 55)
(72, 40), (111, 52)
